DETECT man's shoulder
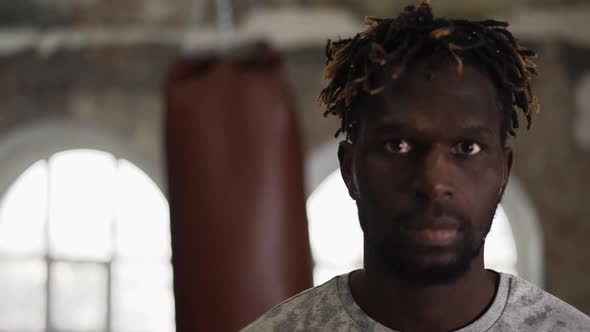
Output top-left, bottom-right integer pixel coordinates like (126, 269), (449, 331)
(241, 275), (351, 331)
(499, 274), (590, 331)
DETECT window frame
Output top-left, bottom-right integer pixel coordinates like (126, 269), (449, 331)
(0, 118), (170, 332)
(0, 118), (166, 199)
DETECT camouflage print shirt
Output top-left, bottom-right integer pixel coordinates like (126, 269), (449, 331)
(242, 271), (590, 332)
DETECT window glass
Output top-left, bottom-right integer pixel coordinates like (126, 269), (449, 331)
(0, 149), (175, 332)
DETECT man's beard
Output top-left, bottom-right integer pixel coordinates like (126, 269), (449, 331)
(360, 202), (497, 288)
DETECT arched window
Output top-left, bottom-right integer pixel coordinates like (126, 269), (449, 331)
(0, 121), (174, 332)
(306, 141), (543, 287)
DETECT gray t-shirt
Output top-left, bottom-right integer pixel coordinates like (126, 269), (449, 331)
(242, 271), (590, 331)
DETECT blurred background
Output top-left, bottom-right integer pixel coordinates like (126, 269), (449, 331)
(0, 0), (589, 331)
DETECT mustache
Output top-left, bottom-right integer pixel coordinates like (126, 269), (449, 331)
(393, 202), (470, 230)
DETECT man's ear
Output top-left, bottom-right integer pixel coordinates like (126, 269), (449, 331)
(338, 141), (359, 200)
(499, 146), (513, 199)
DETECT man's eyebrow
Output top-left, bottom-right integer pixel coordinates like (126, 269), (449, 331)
(459, 125), (494, 137)
(369, 122), (495, 137)
(368, 122), (422, 137)
(371, 122), (407, 133)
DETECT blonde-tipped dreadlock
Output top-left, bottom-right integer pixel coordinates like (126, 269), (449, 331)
(318, 1), (539, 142)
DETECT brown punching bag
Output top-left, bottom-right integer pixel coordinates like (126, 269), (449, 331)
(164, 47), (313, 331)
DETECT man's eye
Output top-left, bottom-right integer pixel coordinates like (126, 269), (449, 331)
(384, 140), (412, 154)
(456, 141), (482, 156)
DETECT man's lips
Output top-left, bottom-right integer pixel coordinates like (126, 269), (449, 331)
(403, 228), (460, 246)
(400, 217), (462, 245)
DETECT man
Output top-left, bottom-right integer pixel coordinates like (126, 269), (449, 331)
(243, 2), (590, 331)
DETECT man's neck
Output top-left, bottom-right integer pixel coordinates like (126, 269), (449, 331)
(349, 255), (499, 332)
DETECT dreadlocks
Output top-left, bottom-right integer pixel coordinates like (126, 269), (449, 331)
(318, 0), (539, 142)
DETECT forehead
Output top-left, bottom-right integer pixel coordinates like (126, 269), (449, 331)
(360, 62), (502, 137)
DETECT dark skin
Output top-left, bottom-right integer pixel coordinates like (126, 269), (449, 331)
(338, 61), (513, 332)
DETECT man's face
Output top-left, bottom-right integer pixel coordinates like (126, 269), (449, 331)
(339, 62), (512, 286)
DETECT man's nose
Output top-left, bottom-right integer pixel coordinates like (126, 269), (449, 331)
(413, 146), (455, 201)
